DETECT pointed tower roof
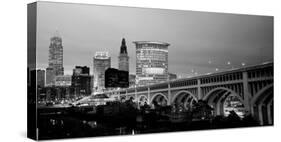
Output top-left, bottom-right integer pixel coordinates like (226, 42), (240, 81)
(120, 38), (128, 54)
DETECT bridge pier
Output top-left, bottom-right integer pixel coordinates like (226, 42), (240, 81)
(267, 100), (273, 125)
(147, 87), (151, 105)
(258, 104), (264, 125)
(215, 91), (229, 116)
(197, 79), (202, 100)
(167, 83), (171, 105)
(242, 71), (251, 115)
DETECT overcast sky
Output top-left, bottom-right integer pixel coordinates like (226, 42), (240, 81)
(36, 2), (273, 77)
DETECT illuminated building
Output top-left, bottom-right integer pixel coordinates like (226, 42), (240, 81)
(54, 75), (71, 87)
(133, 41), (169, 86)
(93, 52), (111, 92)
(46, 33), (64, 85)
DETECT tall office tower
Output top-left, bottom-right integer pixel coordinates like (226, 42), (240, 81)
(37, 69), (45, 88)
(93, 52), (111, 92)
(118, 38), (129, 72)
(133, 41), (170, 86)
(46, 34), (64, 85)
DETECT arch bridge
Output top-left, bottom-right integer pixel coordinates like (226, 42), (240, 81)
(104, 62), (273, 126)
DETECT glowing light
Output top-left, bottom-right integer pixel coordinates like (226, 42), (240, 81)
(143, 68), (165, 74)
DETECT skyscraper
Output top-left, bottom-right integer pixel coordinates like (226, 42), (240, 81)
(46, 33), (64, 86)
(133, 41), (169, 86)
(118, 38), (129, 72)
(93, 52), (111, 92)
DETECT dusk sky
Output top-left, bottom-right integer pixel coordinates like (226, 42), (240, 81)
(36, 2), (273, 77)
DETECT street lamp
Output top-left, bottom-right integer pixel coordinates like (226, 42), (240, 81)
(227, 61), (234, 69)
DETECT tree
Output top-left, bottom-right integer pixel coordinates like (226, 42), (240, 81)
(192, 100), (213, 120)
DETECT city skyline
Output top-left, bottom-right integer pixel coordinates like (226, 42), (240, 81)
(28, 2), (274, 140)
(36, 2), (273, 77)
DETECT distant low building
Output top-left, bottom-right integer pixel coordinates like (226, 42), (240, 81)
(45, 86), (72, 102)
(54, 75), (72, 87)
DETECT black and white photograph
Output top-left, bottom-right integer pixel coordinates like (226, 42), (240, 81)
(25, 0), (275, 141)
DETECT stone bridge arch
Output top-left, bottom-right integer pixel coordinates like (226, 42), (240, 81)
(203, 87), (245, 116)
(171, 90), (198, 110)
(150, 93), (168, 106)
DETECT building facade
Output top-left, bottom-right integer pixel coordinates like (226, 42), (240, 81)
(105, 68), (129, 89)
(46, 68), (55, 86)
(71, 66), (92, 97)
(73, 66), (89, 75)
(118, 38), (129, 72)
(93, 52), (111, 92)
(46, 35), (64, 86)
(54, 75), (72, 87)
(37, 69), (45, 88)
(133, 41), (169, 86)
